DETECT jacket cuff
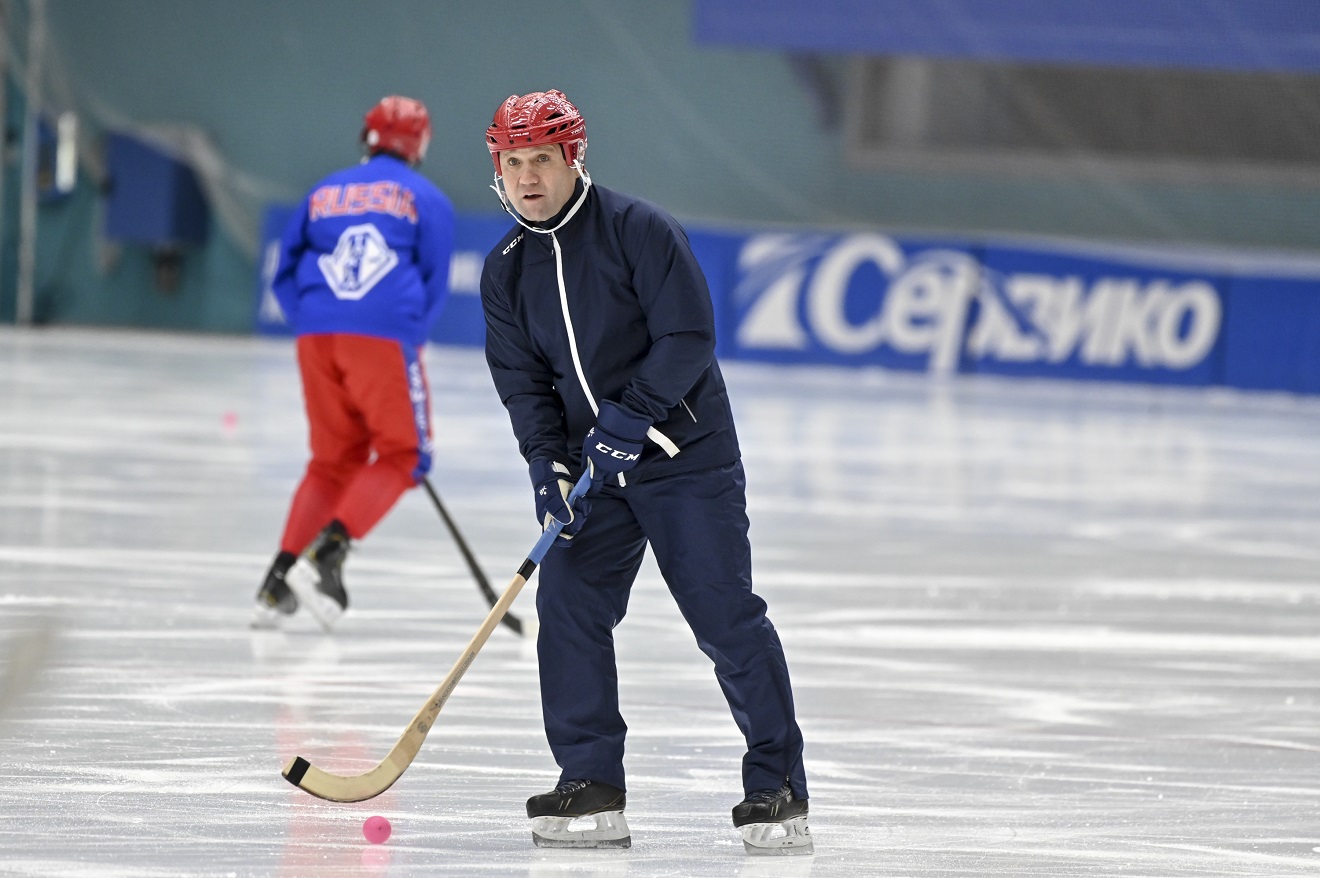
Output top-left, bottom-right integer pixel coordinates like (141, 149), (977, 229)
(529, 459), (571, 485)
(597, 400), (651, 442)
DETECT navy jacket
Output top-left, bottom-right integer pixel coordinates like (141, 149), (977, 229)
(481, 179), (741, 483)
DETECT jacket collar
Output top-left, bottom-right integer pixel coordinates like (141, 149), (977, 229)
(530, 178), (588, 232)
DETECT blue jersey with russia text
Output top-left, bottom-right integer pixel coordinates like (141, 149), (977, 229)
(272, 153), (454, 347)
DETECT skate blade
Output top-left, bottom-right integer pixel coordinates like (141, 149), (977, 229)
(740, 815), (813, 856)
(249, 601), (284, 630)
(531, 812), (631, 849)
(285, 562), (344, 632)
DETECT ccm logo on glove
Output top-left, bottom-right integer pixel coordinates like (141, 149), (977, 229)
(582, 401), (650, 482)
(587, 432), (640, 462)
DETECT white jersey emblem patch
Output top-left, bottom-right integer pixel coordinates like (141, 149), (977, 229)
(317, 223), (399, 301)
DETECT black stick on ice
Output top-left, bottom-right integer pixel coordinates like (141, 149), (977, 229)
(422, 477), (523, 637)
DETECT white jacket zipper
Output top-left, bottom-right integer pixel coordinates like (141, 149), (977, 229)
(508, 171), (682, 486)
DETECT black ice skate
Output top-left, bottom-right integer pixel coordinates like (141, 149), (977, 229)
(526, 779), (630, 849)
(284, 521), (351, 631)
(250, 551), (299, 629)
(732, 782), (813, 855)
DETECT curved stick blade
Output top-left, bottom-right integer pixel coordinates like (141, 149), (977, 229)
(280, 570), (533, 802)
(282, 753), (411, 803)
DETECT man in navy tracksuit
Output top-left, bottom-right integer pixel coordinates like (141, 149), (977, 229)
(479, 90), (811, 855)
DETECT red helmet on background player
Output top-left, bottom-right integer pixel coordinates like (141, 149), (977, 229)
(485, 89), (587, 176)
(362, 96), (431, 165)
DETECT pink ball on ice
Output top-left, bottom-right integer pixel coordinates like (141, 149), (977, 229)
(362, 815), (392, 844)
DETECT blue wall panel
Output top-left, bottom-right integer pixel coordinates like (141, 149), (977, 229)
(254, 203), (296, 336)
(1221, 276), (1320, 394)
(429, 215), (512, 348)
(104, 133), (209, 246)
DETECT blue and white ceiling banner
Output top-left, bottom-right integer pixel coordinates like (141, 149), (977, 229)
(692, 0), (1320, 72)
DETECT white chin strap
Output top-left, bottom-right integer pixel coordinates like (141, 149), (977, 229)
(490, 163), (592, 235)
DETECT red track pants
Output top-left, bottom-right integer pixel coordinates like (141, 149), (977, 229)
(279, 333), (433, 553)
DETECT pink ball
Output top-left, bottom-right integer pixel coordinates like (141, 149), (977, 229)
(362, 815), (391, 844)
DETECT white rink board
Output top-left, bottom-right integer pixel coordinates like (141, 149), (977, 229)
(1, 327), (1319, 877)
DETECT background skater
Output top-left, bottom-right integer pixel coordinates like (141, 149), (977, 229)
(253, 95), (455, 632)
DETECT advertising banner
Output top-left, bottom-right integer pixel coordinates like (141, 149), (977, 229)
(256, 209), (1320, 395)
(967, 244), (1227, 387)
(701, 229), (1240, 389)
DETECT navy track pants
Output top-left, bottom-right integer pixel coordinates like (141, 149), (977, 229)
(534, 461), (808, 799)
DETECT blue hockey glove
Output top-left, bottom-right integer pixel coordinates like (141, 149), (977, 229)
(582, 400), (650, 483)
(530, 459), (590, 546)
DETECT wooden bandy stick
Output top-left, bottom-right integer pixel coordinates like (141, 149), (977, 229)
(282, 471), (592, 803)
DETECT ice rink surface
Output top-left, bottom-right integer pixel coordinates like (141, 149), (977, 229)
(1, 326), (1319, 877)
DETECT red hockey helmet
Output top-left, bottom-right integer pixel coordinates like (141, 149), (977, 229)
(362, 96), (431, 165)
(485, 89), (587, 176)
